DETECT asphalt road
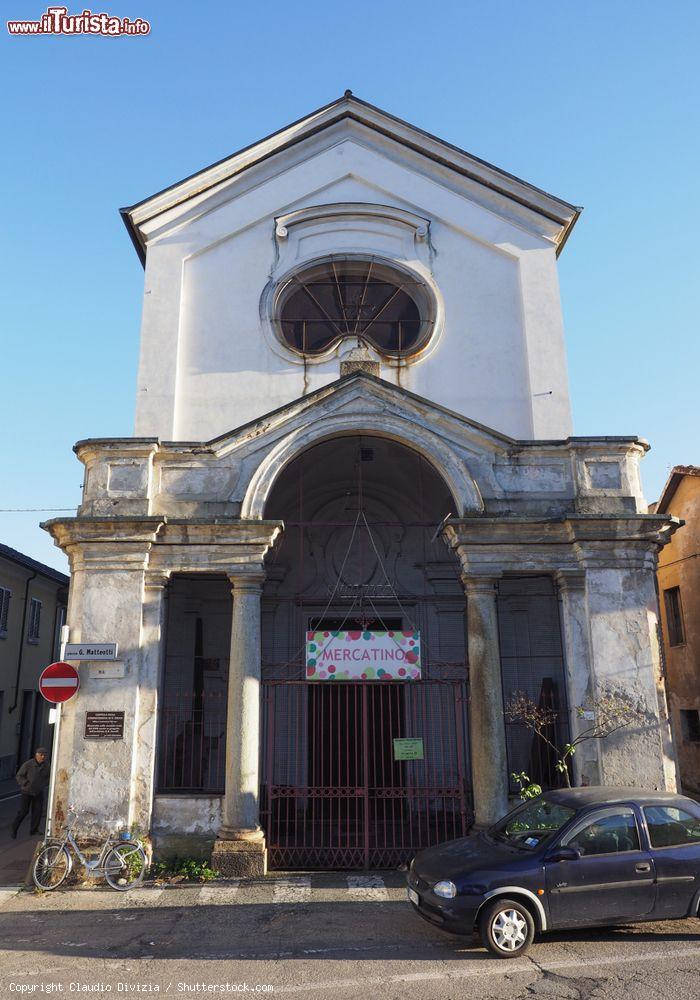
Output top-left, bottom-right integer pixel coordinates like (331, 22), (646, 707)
(1, 874), (700, 1000)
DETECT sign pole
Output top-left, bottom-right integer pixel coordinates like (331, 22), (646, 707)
(44, 625), (70, 840)
(44, 703), (61, 840)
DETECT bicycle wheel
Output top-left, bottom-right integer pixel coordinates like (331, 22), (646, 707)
(103, 842), (147, 891)
(33, 844), (71, 890)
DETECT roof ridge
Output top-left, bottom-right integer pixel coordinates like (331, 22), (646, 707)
(0, 542), (69, 584)
(120, 93), (581, 265)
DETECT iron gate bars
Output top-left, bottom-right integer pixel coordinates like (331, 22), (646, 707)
(261, 679), (472, 870)
(157, 690), (226, 794)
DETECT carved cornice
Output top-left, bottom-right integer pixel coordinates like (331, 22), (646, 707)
(41, 516), (166, 547)
(275, 203), (429, 241)
(443, 515), (681, 548)
(74, 439), (160, 465)
(41, 516), (283, 577)
(443, 515), (681, 576)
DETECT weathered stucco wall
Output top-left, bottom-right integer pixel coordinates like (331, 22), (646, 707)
(585, 563), (677, 791)
(47, 529), (160, 839)
(152, 795), (222, 858)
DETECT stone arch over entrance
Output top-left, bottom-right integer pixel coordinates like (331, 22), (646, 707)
(241, 410), (484, 520)
(256, 433), (473, 869)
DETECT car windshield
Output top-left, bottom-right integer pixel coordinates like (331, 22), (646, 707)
(490, 798), (576, 851)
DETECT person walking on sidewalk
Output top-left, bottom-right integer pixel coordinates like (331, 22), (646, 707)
(11, 747), (49, 838)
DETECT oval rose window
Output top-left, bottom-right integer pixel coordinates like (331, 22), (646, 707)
(276, 259), (433, 357)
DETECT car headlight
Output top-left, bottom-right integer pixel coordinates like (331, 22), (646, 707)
(433, 880), (457, 899)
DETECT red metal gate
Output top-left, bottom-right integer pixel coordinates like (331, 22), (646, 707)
(261, 679), (472, 869)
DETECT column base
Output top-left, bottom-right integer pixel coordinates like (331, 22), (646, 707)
(211, 836), (267, 877)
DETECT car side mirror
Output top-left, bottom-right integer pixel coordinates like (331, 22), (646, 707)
(547, 846), (581, 863)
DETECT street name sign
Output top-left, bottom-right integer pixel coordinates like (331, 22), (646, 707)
(39, 662), (80, 704)
(64, 642), (118, 661)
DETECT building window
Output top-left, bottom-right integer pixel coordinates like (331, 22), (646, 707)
(663, 586), (685, 646)
(680, 709), (700, 744)
(0, 587), (11, 638)
(275, 258), (434, 358)
(27, 598), (42, 643)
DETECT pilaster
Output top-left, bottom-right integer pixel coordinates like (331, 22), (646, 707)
(129, 570), (170, 835)
(579, 543), (678, 791)
(41, 518), (164, 837)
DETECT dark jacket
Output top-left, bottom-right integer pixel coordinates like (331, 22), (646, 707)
(16, 758), (49, 796)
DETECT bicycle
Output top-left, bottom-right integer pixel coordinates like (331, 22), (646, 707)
(33, 814), (148, 891)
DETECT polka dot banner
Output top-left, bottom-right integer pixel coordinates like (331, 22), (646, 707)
(305, 629), (421, 680)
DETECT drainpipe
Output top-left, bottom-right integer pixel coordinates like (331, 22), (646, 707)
(8, 569), (38, 714)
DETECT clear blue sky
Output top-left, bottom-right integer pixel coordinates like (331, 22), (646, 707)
(2, 0), (698, 572)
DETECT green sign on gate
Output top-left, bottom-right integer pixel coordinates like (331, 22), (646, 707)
(393, 738), (424, 761)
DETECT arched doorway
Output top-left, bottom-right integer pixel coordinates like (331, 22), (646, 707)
(259, 435), (473, 868)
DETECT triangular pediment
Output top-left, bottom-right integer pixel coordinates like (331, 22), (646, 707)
(121, 93), (580, 263)
(153, 372), (525, 518)
(203, 371), (515, 459)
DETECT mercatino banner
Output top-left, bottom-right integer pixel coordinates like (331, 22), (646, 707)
(306, 629), (421, 680)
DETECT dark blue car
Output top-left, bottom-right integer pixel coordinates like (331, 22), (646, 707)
(407, 787), (700, 958)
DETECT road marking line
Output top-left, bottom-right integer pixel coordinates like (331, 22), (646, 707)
(346, 875), (388, 900)
(275, 945), (700, 994)
(273, 877), (311, 903)
(126, 887), (164, 904)
(197, 882), (240, 905)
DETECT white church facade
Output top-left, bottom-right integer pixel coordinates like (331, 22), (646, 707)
(44, 93), (679, 874)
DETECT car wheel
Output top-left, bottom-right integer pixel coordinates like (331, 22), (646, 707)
(478, 897), (535, 958)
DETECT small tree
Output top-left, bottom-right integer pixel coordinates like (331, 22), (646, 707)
(511, 771), (542, 800)
(505, 686), (647, 788)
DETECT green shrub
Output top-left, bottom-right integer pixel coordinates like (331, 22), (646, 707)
(149, 856), (217, 882)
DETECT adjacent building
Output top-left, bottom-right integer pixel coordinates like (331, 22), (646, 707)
(0, 544), (68, 780)
(42, 93), (679, 873)
(656, 467), (700, 794)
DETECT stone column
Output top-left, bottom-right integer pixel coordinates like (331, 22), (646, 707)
(464, 576), (509, 826)
(212, 572), (266, 876)
(555, 571), (598, 786)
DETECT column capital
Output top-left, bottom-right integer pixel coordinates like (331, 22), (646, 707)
(228, 570), (266, 594)
(144, 570), (170, 592)
(554, 569), (586, 593)
(461, 575), (500, 597)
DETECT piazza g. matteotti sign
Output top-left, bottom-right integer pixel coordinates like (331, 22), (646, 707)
(306, 629), (421, 680)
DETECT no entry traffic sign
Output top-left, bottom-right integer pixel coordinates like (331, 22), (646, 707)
(39, 662), (80, 704)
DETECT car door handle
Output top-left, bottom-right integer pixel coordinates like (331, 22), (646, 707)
(635, 862), (651, 873)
